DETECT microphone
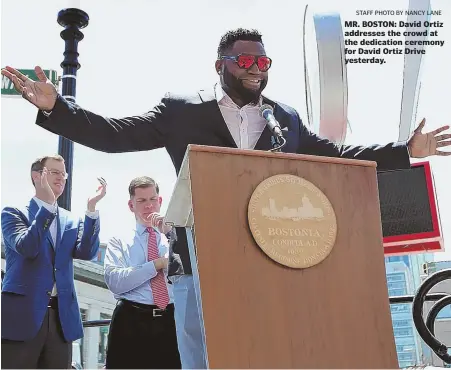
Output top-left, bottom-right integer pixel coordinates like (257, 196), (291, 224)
(259, 104), (283, 139)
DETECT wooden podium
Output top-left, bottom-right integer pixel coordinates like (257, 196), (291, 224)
(166, 145), (398, 369)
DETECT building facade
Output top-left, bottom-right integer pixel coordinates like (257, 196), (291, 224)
(421, 260), (451, 367)
(385, 254), (436, 367)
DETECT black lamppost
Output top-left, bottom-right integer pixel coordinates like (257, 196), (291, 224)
(56, 7), (89, 210)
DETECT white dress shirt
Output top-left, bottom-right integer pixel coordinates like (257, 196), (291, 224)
(32, 196), (99, 296)
(104, 223), (174, 305)
(215, 83), (267, 149)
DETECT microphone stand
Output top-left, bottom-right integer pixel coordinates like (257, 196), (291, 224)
(269, 134), (287, 152)
(260, 104), (287, 152)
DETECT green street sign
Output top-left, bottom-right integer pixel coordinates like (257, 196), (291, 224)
(1, 69), (58, 96)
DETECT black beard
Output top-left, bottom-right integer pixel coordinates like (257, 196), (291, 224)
(222, 67), (267, 106)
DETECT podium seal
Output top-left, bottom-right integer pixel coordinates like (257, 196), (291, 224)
(248, 174), (337, 268)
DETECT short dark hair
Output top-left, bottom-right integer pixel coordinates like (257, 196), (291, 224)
(128, 176), (159, 197)
(217, 28), (264, 57)
(30, 154), (65, 185)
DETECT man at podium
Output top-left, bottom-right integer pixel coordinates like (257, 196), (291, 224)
(2, 27), (450, 369)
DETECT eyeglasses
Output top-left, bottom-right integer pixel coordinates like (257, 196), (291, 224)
(220, 54), (272, 72)
(38, 169), (69, 179)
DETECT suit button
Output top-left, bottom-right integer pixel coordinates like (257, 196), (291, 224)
(47, 291), (51, 296)
(54, 268), (57, 272)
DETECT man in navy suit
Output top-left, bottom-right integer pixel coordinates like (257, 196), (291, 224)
(2, 28), (450, 369)
(1, 154), (107, 369)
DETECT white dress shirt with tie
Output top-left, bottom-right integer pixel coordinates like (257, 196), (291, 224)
(32, 197), (99, 296)
(104, 223), (174, 305)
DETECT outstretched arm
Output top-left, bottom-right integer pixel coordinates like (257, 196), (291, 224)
(296, 113), (450, 170)
(1, 66), (170, 154)
(297, 121), (410, 171)
(36, 94), (170, 153)
(298, 123), (410, 170)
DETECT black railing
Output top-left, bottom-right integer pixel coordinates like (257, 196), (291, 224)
(390, 293), (448, 304)
(81, 280), (451, 357)
(412, 269), (451, 364)
(81, 294), (449, 328)
(82, 319), (111, 328)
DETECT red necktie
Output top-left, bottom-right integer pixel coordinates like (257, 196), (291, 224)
(146, 227), (170, 309)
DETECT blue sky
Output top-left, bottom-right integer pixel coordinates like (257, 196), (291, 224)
(1, 0), (450, 260)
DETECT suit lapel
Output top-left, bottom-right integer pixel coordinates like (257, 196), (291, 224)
(254, 126), (273, 151)
(27, 199), (55, 249)
(197, 87), (291, 151)
(198, 88), (237, 148)
(56, 208), (67, 251)
(27, 199), (55, 252)
(27, 199), (39, 220)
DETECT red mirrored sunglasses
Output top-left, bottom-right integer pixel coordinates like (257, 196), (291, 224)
(220, 54), (272, 72)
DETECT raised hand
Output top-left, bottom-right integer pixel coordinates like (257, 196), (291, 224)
(1, 66), (58, 111)
(144, 213), (172, 234)
(408, 118), (451, 158)
(87, 178), (107, 212)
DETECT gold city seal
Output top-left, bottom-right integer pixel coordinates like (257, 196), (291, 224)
(248, 174), (337, 268)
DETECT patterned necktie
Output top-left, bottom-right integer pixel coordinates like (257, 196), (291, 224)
(146, 227), (170, 309)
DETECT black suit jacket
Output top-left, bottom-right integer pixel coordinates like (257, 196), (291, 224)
(36, 87), (410, 275)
